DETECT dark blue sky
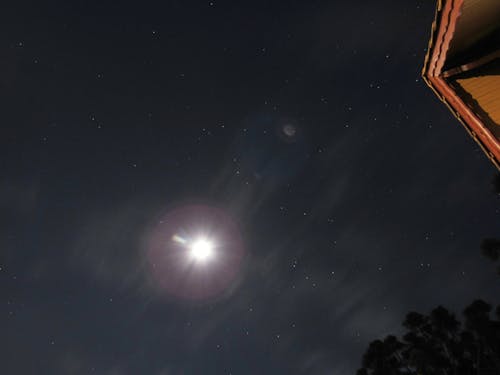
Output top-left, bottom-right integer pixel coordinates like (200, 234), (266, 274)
(1, 1), (499, 374)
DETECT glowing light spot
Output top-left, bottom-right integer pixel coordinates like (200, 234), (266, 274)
(189, 238), (214, 262)
(147, 204), (245, 300)
(283, 124), (296, 137)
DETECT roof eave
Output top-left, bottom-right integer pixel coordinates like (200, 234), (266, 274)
(422, 0), (500, 170)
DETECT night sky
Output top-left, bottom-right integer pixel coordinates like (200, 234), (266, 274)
(1, 1), (499, 374)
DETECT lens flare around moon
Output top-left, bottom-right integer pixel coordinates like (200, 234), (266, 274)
(145, 205), (245, 301)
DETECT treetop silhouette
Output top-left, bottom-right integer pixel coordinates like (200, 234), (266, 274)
(357, 300), (500, 375)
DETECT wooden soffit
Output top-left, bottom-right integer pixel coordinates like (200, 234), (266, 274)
(423, 0), (500, 170)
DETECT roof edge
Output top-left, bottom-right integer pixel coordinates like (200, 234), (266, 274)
(422, 0), (500, 170)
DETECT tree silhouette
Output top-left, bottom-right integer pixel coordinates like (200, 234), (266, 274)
(357, 300), (500, 375)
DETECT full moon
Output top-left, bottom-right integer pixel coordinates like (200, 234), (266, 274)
(189, 238), (215, 262)
(146, 204), (245, 300)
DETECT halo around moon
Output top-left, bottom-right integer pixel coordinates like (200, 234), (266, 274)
(145, 205), (245, 301)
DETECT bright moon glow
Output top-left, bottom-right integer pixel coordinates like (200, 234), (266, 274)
(149, 205), (244, 300)
(189, 238), (214, 262)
